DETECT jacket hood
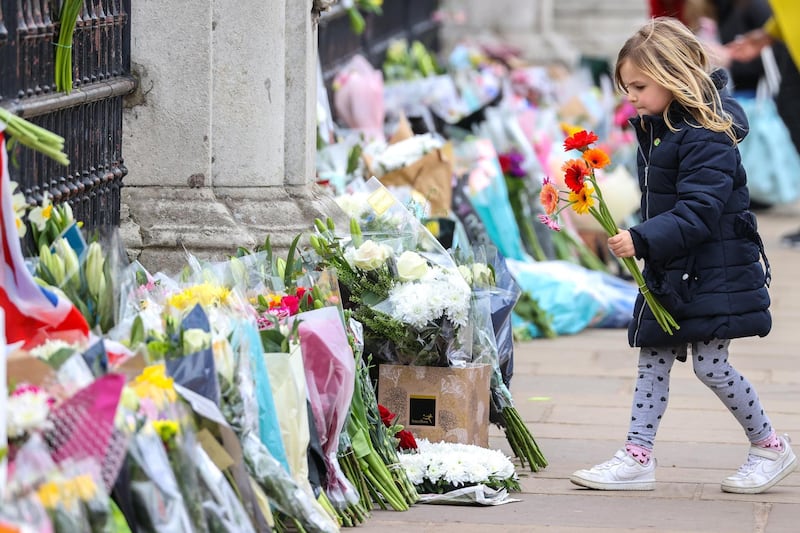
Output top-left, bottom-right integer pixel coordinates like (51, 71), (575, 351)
(712, 69), (749, 140)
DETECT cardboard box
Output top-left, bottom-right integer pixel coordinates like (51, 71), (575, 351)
(378, 363), (491, 447)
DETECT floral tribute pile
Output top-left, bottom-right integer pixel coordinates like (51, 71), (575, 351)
(1, 120), (534, 531)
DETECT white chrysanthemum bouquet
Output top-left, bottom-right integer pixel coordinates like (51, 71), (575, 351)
(399, 439), (520, 494)
(311, 179), (473, 367)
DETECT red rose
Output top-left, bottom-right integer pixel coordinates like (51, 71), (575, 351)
(397, 430), (418, 450)
(378, 404), (395, 426)
(498, 153), (513, 175)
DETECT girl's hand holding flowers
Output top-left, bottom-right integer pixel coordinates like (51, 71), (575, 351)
(607, 230), (635, 258)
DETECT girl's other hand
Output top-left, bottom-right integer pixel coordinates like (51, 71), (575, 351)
(608, 230), (636, 258)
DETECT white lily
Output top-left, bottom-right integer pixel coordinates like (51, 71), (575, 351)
(28, 193), (53, 232)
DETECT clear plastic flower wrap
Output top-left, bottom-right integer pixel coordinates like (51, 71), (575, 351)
(192, 442), (256, 533)
(127, 424), (195, 532)
(210, 325), (338, 533)
(228, 319), (290, 474)
(290, 306), (360, 511)
(453, 245), (547, 472)
(240, 431), (338, 533)
(111, 260), (173, 345)
(151, 416), (211, 533)
(0, 493), (53, 533)
(311, 177), (474, 367)
(262, 342), (314, 495)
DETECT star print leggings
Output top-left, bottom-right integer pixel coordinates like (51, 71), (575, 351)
(627, 339), (774, 449)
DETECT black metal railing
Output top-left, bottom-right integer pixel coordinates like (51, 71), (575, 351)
(318, 0), (440, 113)
(0, 0), (133, 239)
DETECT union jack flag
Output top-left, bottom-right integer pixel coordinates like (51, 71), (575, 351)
(0, 127), (88, 349)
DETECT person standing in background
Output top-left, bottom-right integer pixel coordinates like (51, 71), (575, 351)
(728, 1), (800, 246)
(709, 0), (774, 96)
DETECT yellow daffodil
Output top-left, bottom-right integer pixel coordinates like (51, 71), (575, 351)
(70, 474), (98, 501)
(131, 364), (177, 406)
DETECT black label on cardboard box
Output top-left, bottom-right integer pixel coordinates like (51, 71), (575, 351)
(409, 395), (436, 426)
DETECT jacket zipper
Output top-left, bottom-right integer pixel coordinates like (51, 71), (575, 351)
(633, 127), (655, 345)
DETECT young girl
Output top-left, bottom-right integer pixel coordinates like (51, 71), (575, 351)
(570, 17), (796, 494)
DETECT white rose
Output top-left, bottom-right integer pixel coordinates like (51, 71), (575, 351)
(396, 251), (429, 281)
(471, 263), (495, 287)
(182, 328), (212, 354)
(348, 240), (392, 271)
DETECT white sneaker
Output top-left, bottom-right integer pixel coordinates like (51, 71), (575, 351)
(721, 434), (798, 494)
(570, 449), (656, 490)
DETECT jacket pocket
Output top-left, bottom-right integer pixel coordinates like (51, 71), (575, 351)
(644, 256), (696, 314)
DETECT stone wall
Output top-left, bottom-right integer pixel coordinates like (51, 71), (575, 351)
(438, 0), (648, 66)
(121, 0), (339, 273)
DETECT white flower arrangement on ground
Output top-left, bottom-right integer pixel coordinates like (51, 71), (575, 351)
(399, 439), (520, 494)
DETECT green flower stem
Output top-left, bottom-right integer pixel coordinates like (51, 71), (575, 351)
(338, 448), (372, 515)
(503, 406), (548, 471)
(55, 1), (82, 94)
(0, 108), (69, 165)
(587, 198), (679, 335)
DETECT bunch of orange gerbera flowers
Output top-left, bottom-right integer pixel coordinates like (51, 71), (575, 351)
(538, 130), (679, 335)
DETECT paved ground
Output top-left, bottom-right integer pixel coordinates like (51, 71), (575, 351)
(358, 204), (800, 533)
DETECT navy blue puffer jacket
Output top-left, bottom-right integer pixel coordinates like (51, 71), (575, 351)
(627, 70), (771, 348)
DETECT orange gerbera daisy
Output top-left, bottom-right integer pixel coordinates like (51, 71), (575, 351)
(562, 159), (590, 193)
(583, 148), (611, 169)
(539, 177), (559, 215)
(569, 184), (595, 215)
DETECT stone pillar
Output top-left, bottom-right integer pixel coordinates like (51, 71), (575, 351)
(122, 0), (338, 273)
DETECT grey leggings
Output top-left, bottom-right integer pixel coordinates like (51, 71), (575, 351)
(627, 339), (773, 449)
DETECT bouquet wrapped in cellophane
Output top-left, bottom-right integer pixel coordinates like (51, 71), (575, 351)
(115, 261), (340, 533)
(310, 177), (473, 368)
(211, 240), (372, 526)
(454, 245), (547, 471)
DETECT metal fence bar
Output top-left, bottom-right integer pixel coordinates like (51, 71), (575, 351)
(318, 0), (440, 118)
(0, 0), (132, 242)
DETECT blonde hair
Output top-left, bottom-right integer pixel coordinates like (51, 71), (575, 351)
(614, 17), (737, 143)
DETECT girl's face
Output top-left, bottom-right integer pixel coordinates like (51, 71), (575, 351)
(619, 59), (673, 117)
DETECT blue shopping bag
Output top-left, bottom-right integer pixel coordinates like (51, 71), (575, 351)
(738, 95), (800, 206)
